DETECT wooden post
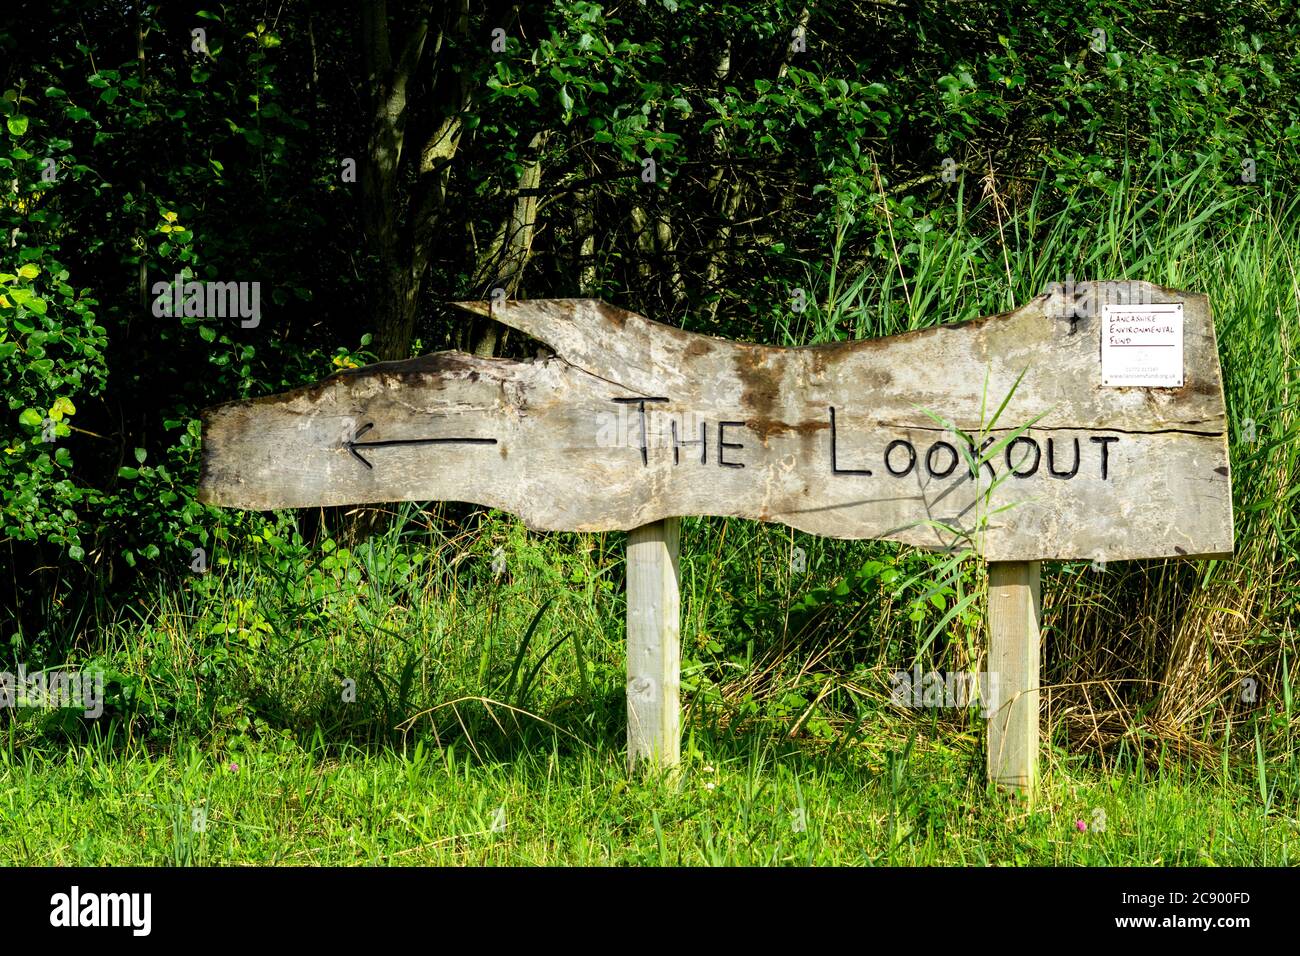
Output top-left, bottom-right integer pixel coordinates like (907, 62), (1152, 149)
(986, 560), (1041, 795)
(626, 518), (682, 772)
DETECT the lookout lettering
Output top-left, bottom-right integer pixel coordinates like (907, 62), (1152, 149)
(601, 398), (1122, 481)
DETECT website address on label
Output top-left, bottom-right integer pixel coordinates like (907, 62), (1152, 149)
(1114, 915), (1250, 929)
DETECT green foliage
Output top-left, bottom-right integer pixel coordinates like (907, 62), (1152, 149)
(0, 92), (109, 559)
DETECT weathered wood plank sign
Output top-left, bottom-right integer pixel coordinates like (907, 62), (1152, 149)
(201, 284), (1231, 561)
(198, 281), (1234, 792)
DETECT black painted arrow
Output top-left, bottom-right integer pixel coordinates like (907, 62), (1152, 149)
(343, 422), (498, 470)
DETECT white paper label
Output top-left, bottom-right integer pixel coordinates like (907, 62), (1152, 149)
(1101, 303), (1184, 387)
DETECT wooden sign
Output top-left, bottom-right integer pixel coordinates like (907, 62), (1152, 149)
(197, 281), (1234, 792)
(200, 282), (1231, 562)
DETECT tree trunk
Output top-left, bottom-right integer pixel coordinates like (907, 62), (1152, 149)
(472, 129), (550, 357)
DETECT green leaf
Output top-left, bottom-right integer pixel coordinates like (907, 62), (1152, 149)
(6, 115), (29, 136)
(134, 447), (146, 463)
(19, 408), (42, 427)
(118, 466), (139, 479)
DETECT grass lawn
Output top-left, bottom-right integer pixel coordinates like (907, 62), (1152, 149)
(3, 722), (1294, 866)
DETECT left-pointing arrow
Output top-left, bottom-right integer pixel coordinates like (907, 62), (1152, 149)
(343, 421), (498, 470)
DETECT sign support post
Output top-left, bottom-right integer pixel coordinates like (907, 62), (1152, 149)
(986, 560), (1042, 795)
(625, 518), (682, 772)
